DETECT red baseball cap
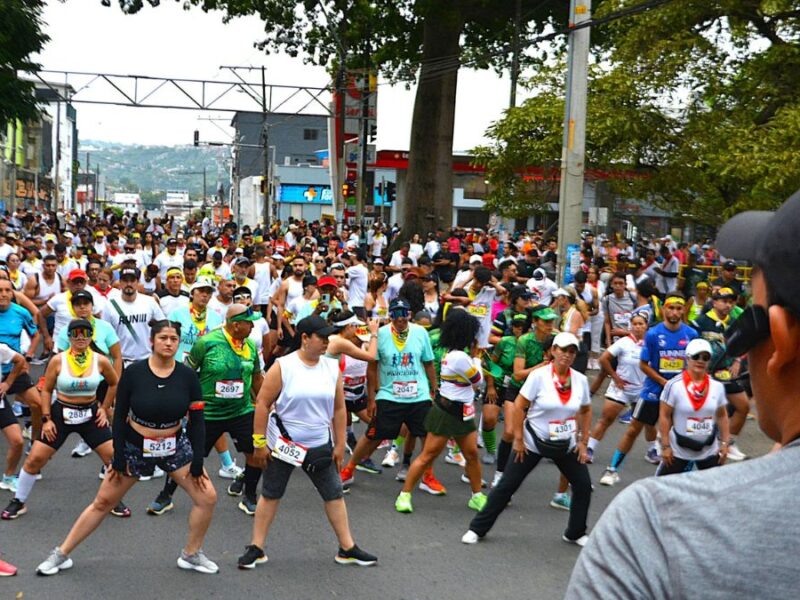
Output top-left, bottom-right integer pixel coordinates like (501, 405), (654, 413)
(68, 269), (88, 281)
(317, 276), (338, 288)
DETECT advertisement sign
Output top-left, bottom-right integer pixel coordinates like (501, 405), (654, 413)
(277, 184), (333, 205)
(564, 243), (582, 285)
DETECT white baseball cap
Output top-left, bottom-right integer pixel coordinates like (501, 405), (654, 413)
(552, 332), (581, 350)
(685, 338), (712, 358)
(469, 254), (483, 264)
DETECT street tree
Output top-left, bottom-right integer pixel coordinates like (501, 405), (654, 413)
(0, 0), (49, 128)
(103, 0), (565, 234)
(475, 0), (800, 224)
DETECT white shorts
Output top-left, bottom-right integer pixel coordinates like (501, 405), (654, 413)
(605, 381), (640, 405)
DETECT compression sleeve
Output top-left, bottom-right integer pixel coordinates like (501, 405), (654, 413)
(112, 368), (132, 472)
(186, 372), (205, 476)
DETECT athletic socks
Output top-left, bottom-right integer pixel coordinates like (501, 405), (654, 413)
(481, 428), (497, 455)
(403, 453), (412, 467)
(610, 449), (627, 471)
(496, 440), (512, 473)
(14, 469), (37, 502)
(218, 450), (234, 469)
(648, 440), (658, 452)
(244, 464), (261, 498)
(393, 435), (405, 449)
(588, 437), (599, 452)
(163, 477), (179, 497)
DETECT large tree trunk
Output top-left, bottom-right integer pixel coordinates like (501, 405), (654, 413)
(402, 4), (463, 237)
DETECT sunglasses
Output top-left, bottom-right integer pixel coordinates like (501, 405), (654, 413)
(68, 329), (92, 339)
(688, 352), (711, 362)
(233, 294), (252, 302)
(389, 308), (411, 319)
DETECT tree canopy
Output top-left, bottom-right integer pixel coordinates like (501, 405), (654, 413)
(0, 0), (49, 129)
(474, 0), (800, 223)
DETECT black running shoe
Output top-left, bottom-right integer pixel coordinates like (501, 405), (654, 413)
(237, 544), (268, 569)
(111, 501), (131, 518)
(335, 544), (377, 566)
(238, 495), (257, 516)
(1, 498), (26, 520)
(227, 476), (244, 497)
(355, 458), (383, 475)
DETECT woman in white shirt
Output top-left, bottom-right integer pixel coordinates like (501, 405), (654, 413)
(241, 315), (376, 568)
(657, 338), (730, 475)
(587, 313), (647, 461)
(463, 332), (593, 547)
(408, 233), (424, 263)
(395, 308), (485, 514)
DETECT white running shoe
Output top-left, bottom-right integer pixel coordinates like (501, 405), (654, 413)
(218, 462), (244, 479)
(599, 469), (620, 486)
(382, 448), (400, 468)
(461, 530), (480, 544)
(460, 473), (487, 487)
(726, 442), (747, 462)
(36, 547), (73, 576)
(562, 534), (589, 547)
(445, 449), (466, 467)
(177, 550), (219, 574)
(491, 471), (503, 488)
(70, 441), (92, 458)
(153, 466), (165, 478)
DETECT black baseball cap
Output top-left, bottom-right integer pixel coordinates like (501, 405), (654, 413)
(722, 260), (737, 271)
(119, 267), (140, 280)
(69, 290), (94, 304)
(716, 190), (799, 309)
(67, 318), (94, 334)
(296, 315), (337, 338)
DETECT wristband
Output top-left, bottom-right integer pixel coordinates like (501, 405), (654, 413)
(252, 434), (267, 449)
(190, 461), (204, 477)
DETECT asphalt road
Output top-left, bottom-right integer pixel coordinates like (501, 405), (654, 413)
(0, 364), (773, 600)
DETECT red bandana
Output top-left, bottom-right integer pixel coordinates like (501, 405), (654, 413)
(683, 371), (710, 411)
(551, 364), (572, 405)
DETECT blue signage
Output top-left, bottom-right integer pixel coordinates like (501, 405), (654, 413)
(277, 184), (333, 204)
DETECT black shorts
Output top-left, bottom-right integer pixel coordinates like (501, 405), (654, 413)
(0, 396), (18, 430)
(345, 397), (369, 415)
(723, 380), (745, 395)
(503, 385), (521, 404)
(122, 433), (193, 478)
(485, 384), (506, 406)
(40, 401), (113, 451)
(267, 308), (278, 330)
(365, 400), (430, 440)
(7, 373), (36, 397)
(261, 443), (343, 502)
(203, 413), (254, 456)
(632, 399), (659, 427)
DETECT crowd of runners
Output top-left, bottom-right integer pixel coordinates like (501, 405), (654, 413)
(0, 207), (761, 577)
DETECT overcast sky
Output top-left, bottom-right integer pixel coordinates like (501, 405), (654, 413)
(36, 0), (531, 152)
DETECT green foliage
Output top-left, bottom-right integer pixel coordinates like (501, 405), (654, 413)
(0, 0), (49, 128)
(106, 205), (125, 219)
(476, 0), (800, 223)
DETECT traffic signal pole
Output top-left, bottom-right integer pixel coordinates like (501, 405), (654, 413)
(556, 0), (591, 285)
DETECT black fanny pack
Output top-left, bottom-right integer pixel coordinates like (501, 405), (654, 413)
(672, 425), (718, 451)
(525, 420), (570, 459)
(434, 394), (463, 418)
(272, 413), (333, 473)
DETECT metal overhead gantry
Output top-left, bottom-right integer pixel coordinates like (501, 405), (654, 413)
(34, 70), (333, 115)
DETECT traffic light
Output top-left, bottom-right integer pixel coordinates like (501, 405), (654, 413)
(342, 180), (356, 198)
(193, 130), (199, 147)
(386, 181), (396, 203)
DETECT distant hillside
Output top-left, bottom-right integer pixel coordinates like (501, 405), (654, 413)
(79, 140), (229, 198)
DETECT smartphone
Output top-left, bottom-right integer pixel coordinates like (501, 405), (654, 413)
(322, 293), (331, 304)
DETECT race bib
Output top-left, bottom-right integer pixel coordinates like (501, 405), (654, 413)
(216, 380), (245, 399)
(686, 417), (714, 436)
(462, 402), (476, 422)
(467, 304), (488, 318)
(63, 406), (93, 425)
(393, 380), (418, 399)
(343, 375), (366, 387)
(272, 436), (308, 467)
(659, 357), (684, 372)
(143, 435), (177, 458)
(502, 375), (512, 387)
(548, 418), (576, 441)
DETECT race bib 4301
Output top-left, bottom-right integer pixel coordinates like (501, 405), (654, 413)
(548, 418), (576, 441)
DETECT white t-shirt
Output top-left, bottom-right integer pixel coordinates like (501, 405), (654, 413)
(101, 293), (166, 362)
(253, 262), (273, 305)
(158, 291), (191, 317)
(47, 292), (78, 340)
(248, 316), (270, 370)
(56, 259), (78, 280)
(389, 250), (417, 269)
(207, 295), (232, 322)
(656, 255), (680, 295)
(424, 240), (440, 259)
(519, 365), (591, 452)
(370, 234), (387, 258)
(409, 243), (424, 262)
(451, 268), (474, 290)
(154, 251), (184, 279)
(662, 374), (727, 461)
(527, 277), (559, 306)
(464, 286), (497, 348)
(385, 273), (404, 303)
(605, 335), (645, 402)
(286, 296), (310, 325)
(440, 350), (483, 403)
(346, 263), (369, 307)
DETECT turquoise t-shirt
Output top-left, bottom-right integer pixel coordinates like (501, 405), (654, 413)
(375, 323), (435, 404)
(168, 306), (225, 362)
(57, 317), (120, 359)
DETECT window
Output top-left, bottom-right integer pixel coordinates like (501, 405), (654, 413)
(303, 128), (319, 141)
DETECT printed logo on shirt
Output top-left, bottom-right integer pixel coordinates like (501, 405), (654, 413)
(118, 313), (149, 324)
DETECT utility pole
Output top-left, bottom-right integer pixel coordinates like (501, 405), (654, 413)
(356, 32), (372, 230)
(54, 99), (61, 212)
(556, 0), (591, 285)
(261, 65), (271, 228)
(510, 0), (522, 108)
(85, 151), (91, 216)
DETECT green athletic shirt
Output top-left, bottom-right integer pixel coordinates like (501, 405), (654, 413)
(513, 333), (546, 388)
(186, 328), (257, 421)
(491, 336), (517, 383)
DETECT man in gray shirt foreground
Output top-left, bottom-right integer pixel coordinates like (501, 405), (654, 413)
(566, 192), (800, 599)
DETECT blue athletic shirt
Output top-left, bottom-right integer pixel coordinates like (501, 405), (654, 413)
(639, 322), (697, 402)
(168, 306), (224, 362)
(375, 322), (435, 404)
(0, 304), (38, 374)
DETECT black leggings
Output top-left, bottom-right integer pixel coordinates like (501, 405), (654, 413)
(655, 453), (720, 476)
(469, 448), (592, 541)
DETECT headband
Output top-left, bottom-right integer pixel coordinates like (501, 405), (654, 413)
(663, 297), (685, 307)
